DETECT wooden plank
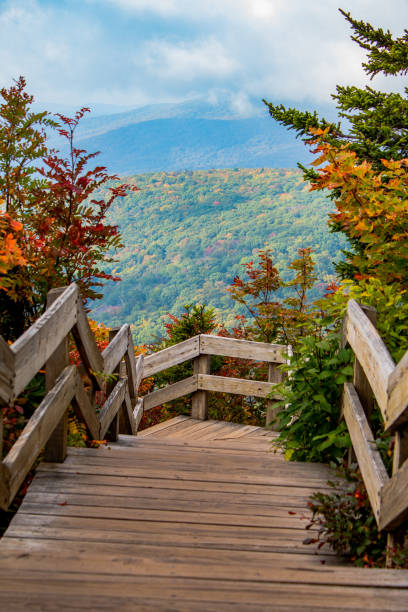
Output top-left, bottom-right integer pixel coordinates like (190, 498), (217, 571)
(266, 363), (283, 428)
(124, 330), (144, 403)
(143, 336), (200, 378)
(353, 305), (377, 420)
(99, 378), (127, 439)
(199, 335), (286, 363)
(11, 283), (78, 399)
(197, 374), (278, 399)
(102, 324), (129, 375)
(137, 415), (190, 436)
(143, 375), (197, 411)
(123, 385), (137, 435)
(0, 570), (407, 612)
(71, 300), (104, 389)
(44, 287), (70, 463)
(379, 452), (408, 530)
(72, 372), (100, 440)
(345, 299), (394, 419)
(386, 350), (408, 431)
(0, 335), (15, 404)
(133, 399), (143, 431)
(3, 537), (408, 589)
(192, 354), (210, 420)
(3, 365), (77, 506)
(343, 382), (389, 524)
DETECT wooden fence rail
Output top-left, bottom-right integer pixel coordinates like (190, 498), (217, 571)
(0, 283), (286, 511)
(3, 283), (408, 556)
(341, 299), (408, 554)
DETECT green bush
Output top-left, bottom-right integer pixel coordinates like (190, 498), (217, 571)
(272, 326), (353, 463)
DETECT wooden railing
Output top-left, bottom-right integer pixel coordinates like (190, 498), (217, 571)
(0, 284), (144, 510)
(142, 334), (286, 420)
(0, 283), (286, 511)
(341, 299), (408, 545)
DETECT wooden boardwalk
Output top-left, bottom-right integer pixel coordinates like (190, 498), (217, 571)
(0, 416), (408, 610)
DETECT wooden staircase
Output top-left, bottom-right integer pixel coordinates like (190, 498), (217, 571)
(1, 417), (407, 610)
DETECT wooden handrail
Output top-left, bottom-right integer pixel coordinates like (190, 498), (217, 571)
(341, 299), (408, 547)
(0, 282), (286, 510)
(0, 283), (143, 510)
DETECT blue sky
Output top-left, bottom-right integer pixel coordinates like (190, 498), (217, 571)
(1, 0), (407, 115)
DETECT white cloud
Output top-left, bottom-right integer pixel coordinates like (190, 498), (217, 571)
(1, 0), (408, 109)
(138, 38), (238, 81)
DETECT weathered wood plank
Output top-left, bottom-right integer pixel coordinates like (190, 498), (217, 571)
(11, 283), (78, 399)
(192, 354), (210, 420)
(133, 399), (143, 431)
(99, 378), (127, 439)
(3, 365), (77, 506)
(345, 299), (394, 419)
(343, 382), (389, 524)
(353, 305), (377, 421)
(102, 324), (129, 375)
(386, 350), (408, 431)
(143, 375), (198, 411)
(0, 335), (15, 404)
(71, 300), (104, 389)
(266, 363), (283, 428)
(380, 453), (408, 530)
(44, 287), (70, 463)
(200, 335), (286, 363)
(122, 385), (137, 435)
(197, 374), (279, 399)
(143, 336), (200, 378)
(72, 372), (100, 440)
(124, 330), (144, 404)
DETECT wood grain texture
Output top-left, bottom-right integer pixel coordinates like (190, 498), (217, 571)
(72, 373), (100, 440)
(99, 378), (127, 439)
(386, 349), (408, 431)
(345, 299), (394, 419)
(197, 374), (279, 399)
(71, 300), (104, 389)
(0, 335), (15, 404)
(102, 324), (130, 375)
(200, 334), (286, 363)
(380, 450), (408, 530)
(343, 383), (389, 523)
(192, 354), (210, 420)
(143, 375), (198, 411)
(1, 422), (407, 610)
(11, 283), (78, 399)
(143, 336), (200, 377)
(44, 287), (70, 463)
(3, 365), (77, 505)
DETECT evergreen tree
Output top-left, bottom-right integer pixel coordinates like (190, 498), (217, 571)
(263, 9), (408, 279)
(264, 10), (408, 169)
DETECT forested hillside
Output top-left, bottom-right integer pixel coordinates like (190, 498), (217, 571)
(93, 167), (346, 342)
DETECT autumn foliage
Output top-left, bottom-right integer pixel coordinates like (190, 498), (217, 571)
(309, 129), (408, 290)
(0, 78), (138, 339)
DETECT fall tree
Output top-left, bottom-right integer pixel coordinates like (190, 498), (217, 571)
(263, 10), (408, 280)
(0, 78), (138, 338)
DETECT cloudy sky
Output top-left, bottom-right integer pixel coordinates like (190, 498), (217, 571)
(1, 0), (407, 114)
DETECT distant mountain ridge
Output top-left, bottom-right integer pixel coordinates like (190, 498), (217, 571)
(40, 96), (337, 175)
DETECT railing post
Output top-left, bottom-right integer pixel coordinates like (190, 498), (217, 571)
(106, 327), (121, 441)
(347, 305), (377, 465)
(192, 354), (210, 420)
(44, 287), (70, 462)
(266, 363), (283, 429)
(386, 426), (408, 565)
(353, 305), (377, 419)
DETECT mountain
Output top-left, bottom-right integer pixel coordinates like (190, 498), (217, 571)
(76, 117), (312, 175)
(41, 96), (338, 175)
(92, 168), (345, 343)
